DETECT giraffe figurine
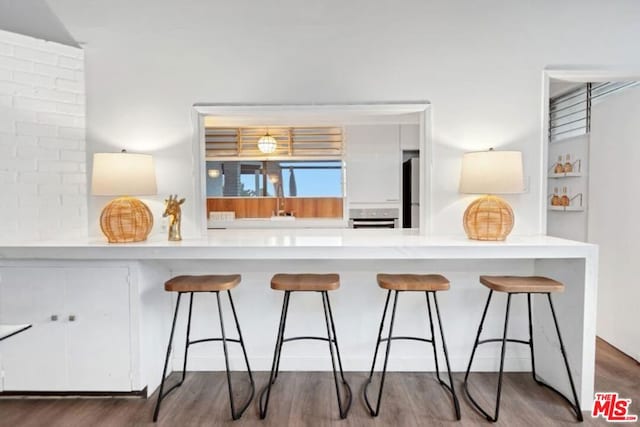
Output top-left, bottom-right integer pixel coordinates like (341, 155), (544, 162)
(163, 194), (185, 241)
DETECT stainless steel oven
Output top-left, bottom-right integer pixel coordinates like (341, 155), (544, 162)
(348, 208), (399, 229)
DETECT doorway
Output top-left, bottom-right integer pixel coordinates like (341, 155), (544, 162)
(543, 70), (640, 363)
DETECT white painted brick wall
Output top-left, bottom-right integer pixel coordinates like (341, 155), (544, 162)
(0, 29), (87, 242)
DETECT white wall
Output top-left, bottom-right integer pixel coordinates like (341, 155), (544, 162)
(589, 85), (640, 361)
(0, 29), (86, 242)
(29, 0), (640, 239)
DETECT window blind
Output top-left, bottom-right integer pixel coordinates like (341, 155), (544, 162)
(591, 81), (639, 103)
(549, 84), (591, 142)
(549, 81), (639, 142)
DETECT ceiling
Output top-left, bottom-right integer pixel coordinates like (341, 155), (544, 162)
(0, 0), (78, 46)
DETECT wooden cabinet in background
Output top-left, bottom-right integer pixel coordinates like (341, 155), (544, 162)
(207, 197), (343, 218)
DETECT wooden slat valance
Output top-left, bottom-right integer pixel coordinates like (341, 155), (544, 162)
(205, 126), (343, 158)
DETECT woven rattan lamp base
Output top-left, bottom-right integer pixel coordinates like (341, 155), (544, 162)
(100, 197), (153, 243)
(463, 195), (514, 241)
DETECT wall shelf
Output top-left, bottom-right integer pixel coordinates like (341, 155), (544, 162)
(548, 172), (583, 179)
(548, 206), (585, 212)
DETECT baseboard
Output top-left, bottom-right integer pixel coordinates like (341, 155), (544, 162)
(0, 387), (147, 398)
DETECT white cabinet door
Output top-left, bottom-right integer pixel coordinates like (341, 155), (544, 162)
(0, 268), (67, 391)
(65, 268), (131, 391)
(346, 125), (401, 204)
(0, 266), (132, 392)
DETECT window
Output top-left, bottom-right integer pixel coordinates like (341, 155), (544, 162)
(206, 160), (343, 198)
(549, 84), (590, 142)
(549, 81), (639, 142)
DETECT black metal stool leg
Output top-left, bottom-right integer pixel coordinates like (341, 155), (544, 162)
(324, 292), (349, 384)
(363, 290), (400, 417)
(527, 293), (538, 382)
(259, 291), (291, 419)
(178, 292), (194, 386)
(363, 290), (391, 416)
(321, 291), (353, 419)
(491, 293), (513, 422)
(215, 291), (240, 420)
(426, 292), (441, 378)
(153, 292), (183, 422)
(465, 290), (513, 422)
(226, 290), (255, 419)
(424, 291), (444, 384)
(273, 290), (291, 381)
(431, 292), (462, 420)
(547, 293), (584, 422)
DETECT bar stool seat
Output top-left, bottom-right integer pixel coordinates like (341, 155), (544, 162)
(271, 273), (340, 291)
(165, 274), (241, 292)
(377, 273), (450, 291)
(479, 275), (564, 293)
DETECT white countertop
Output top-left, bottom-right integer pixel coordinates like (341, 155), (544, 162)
(0, 229), (597, 260)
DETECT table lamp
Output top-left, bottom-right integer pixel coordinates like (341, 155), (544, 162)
(91, 151), (157, 243)
(459, 149), (524, 241)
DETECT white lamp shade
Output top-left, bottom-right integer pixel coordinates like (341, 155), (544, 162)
(459, 150), (524, 194)
(91, 152), (158, 196)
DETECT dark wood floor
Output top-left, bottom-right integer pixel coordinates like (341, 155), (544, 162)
(0, 339), (637, 426)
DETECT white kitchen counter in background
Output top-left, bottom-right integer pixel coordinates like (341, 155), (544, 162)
(207, 218), (348, 230)
(0, 229), (598, 410)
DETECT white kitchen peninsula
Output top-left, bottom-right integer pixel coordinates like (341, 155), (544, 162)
(0, 229), (597, 410)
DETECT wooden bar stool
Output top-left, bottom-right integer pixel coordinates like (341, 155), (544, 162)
(153, 274), (254, 422)
(259, 273), (352, 420)
(364, 274), (461, 420)
(463, 275), (583, 422)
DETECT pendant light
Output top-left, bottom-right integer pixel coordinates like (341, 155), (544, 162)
(258, 129), (277, 154)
